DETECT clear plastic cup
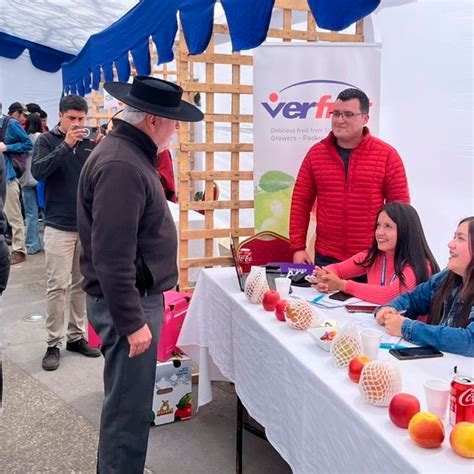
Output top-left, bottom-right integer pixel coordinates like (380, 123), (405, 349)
(360, 328), (383, 360)
(274, 277), (291, 297)
(424, 378), (450, 419)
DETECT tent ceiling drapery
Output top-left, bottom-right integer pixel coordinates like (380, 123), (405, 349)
(59, 0), (380, 95)
(0, 0), (139, 72)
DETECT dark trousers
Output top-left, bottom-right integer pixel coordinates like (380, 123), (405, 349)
(315, 253), (368, 284)
(0, 237), (10, 294)
(87, 293), (163, 474)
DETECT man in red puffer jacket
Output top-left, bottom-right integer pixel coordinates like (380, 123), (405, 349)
(290, 88), (409, 267)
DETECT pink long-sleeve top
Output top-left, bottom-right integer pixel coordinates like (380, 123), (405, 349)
(325, 251), (419, 305)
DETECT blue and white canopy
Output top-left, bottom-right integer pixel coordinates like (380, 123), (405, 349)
(0, 0), (382, 94)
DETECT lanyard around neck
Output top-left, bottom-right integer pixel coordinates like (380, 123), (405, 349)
(381, 254), (397, 286)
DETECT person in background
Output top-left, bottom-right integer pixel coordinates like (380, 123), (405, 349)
(0, 102), (32, 264)
(78, 76), (203, 473)
(375, 217), (474, 357)
(311, 203), (439, 304)
(32, 95), (101, 371)
(20, 113), (44, 255)
(290, 88), (410, 267)
(0, 151), (11, 294)
(26, 103), (42, 115)
(157, 149), (177, 202)
(39, 110), (49, 132)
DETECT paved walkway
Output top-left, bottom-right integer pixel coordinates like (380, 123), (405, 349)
(0, 252), (290, 473)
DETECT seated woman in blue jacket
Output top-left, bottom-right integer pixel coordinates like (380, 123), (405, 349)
(375, 216), (474, 357)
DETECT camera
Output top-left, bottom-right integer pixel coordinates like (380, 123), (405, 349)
(72, 125), (98, 140)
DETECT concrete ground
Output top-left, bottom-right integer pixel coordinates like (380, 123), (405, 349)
(0, 251), (291, 473)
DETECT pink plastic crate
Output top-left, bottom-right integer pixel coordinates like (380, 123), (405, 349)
(87, 290), (192, 361)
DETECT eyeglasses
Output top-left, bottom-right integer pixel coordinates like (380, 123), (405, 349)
(330, 111), (365, 119)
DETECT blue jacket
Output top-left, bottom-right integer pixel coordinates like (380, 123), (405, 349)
(385, 270), (474, 357)
(0, 115), (33, 181)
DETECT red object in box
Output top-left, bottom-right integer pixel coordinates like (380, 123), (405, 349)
(87, 290), (192, 362)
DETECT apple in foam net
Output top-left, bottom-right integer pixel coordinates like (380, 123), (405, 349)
(388, 393), (421, 428)
(348, 355), (371, 383)
(262, 290), (281, 311)
(274, 299), (288, 321)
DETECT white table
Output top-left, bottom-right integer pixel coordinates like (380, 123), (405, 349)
(178, 267), (473, 474)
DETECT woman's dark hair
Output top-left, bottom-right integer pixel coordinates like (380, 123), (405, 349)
(357, 202), (439, 287)
(428, 217), (474, 328)
(25, 113), (43, 134)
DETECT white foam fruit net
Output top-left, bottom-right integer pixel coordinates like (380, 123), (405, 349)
(285, 300), (315, 330)
(244, 266), (270, 304)
(330, 324), (362, 367)
(359, 361), (402, 407)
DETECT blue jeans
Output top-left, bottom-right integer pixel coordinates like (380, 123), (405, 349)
(21, 186), (43, 254)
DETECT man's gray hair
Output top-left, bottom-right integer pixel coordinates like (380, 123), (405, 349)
(121, 105), (148, 125)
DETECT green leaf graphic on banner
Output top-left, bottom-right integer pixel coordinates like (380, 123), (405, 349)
(259, 170), (295, 193)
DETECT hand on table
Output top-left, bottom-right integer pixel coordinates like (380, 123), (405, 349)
(375, 306), (399, 326)
(384, 313), (406, 337)
(127, 323), (152, 358)
(0, 142), (7, 153)
(312, 268), (346, 293)
(293, 250), (313, 265)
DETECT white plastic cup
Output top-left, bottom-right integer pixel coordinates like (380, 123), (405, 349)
(360, 328), (383, 360)
(274, 277), (291, 297)
(424, 379), (450, 419)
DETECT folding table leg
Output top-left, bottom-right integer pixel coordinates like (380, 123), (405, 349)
(236, 396), (244, 474)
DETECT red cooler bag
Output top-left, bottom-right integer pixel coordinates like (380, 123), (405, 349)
(157, 290), (192, 361)
(87, 290), (191, 360)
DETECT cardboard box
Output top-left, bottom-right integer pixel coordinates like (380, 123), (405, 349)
(151, 355), (192, 426)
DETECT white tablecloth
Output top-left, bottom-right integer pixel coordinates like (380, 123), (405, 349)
(178, 267), (473, 474)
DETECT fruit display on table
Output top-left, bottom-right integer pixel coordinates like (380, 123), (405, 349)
(262, 290), (281, 311)
(244, 266), (270, 304)
(388, 393), (421, 428)
(449, 422), (474, 458)
(285, 300), (317, 330)
(330, 334), (362, 367)
(274, 299), (288, 321)
(359, 361), (402, 407)
(348, 355), (371, 383)
(408, 412), (445, 448)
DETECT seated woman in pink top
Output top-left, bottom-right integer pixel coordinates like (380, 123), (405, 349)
(311, 203), (439, 304)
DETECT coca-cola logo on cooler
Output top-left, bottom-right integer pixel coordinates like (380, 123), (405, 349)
(459, 388), (474, 406)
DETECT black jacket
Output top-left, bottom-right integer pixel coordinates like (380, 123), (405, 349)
(77, 120), (178, 336)
(31, 125), (95, 231)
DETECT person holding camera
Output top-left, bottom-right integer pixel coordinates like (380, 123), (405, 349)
(32, 95), (101, 371)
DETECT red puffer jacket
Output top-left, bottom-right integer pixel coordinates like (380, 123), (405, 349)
(290, 128), (409, 261)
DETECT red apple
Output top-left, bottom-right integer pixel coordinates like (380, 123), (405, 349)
(389, 393), (421, 428)
(274, 299), (288, 321)
(262, 290), (280, 311)
(348, 355), (371, 383)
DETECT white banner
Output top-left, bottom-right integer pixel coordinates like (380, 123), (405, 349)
(253, 43), (381, 238)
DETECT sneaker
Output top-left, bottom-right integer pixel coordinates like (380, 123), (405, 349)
(66, 338), (101, 357)
(42, 347), (60, 371)
(10, 251), (26, 265)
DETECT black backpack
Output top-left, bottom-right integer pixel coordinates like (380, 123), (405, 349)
(0, 115), (28, 179)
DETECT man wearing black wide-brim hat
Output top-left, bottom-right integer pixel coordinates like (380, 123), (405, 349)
(77, 76), (203, 473)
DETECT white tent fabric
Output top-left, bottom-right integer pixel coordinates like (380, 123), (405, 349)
(0, 0), (138, 54)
